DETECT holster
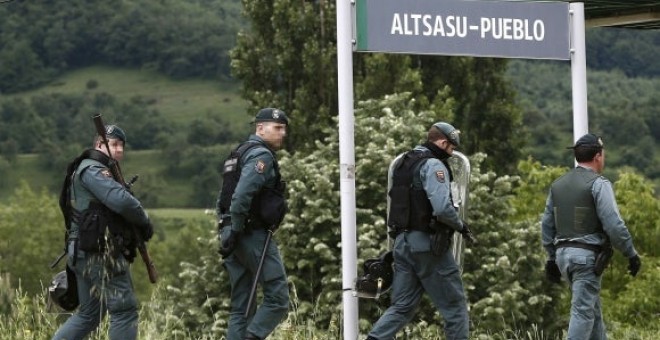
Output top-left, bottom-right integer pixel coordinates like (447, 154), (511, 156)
(430, 224), (454, 256)
(594, 244), (613, 276)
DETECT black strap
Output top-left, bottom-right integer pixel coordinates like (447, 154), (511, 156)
(556, 241), (601, 253)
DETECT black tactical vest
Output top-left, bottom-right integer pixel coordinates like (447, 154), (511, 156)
(217, 141), (261, 217)
(59, 149), (110, 232)
(551, 167), (603, 238)
(59, 149), (137, 260)
(387, 150), (435, 234)
(217, 141), (287, 230)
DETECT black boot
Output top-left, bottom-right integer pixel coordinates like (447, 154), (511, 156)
(366, 336), (378, 340)
(244, 334), (261, 340)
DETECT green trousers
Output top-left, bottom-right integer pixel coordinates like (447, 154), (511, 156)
(223, 228), (289, 340)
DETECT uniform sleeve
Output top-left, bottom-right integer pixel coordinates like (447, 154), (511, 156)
(421, 159), (463, 232)
(229, 148), (273, 232)
(592, 178), (637, 258)
(540, 190), (557, 260)
(80, 165), (150, 228)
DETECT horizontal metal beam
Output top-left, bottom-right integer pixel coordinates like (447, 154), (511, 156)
(586, 10), (659, 28)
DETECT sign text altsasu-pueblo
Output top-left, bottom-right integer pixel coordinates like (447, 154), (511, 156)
(391, 14), (547, 41)
(356, 0), (570, 60)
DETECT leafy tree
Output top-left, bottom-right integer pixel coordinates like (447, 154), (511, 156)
(231, 0), (338, 150)
(0, 39), (49, 93)
(232, 0), (524, 173)
(597, 172), (660, 331)
(0, 98), (49, 153)
(187, 113), (236, 147)
(0, 139), (18, 164)
(418, 57), (526, 172)
(0, 0), (243, 93)
(354, 54), (424, 101)
(0, 158), (9, 189)
(0, 182), (63, 295)
(0, 92), (169, 156)
(586, 28), (660, 77)
(507, 59), (660, 186)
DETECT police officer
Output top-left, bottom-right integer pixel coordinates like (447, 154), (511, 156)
(541, 133), (641, 340)
(218, 108), (290, 340)
(52, 125), (153, 340)
(366, 122), (471, 340)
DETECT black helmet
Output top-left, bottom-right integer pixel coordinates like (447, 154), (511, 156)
(353, 251), (394, 299)
(48, 267), (79, 312)
(433, 122), (460, 147)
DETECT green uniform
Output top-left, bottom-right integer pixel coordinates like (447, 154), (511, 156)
(53, 155), (151, 340)
(221, 135), (289, 340)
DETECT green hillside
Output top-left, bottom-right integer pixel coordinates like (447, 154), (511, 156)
(0, 66), (247, 207)
(1, 65), (248, 127)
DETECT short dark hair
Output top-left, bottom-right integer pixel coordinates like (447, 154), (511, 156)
(574, 146), (601, 162)
(427, 126), (446, 143)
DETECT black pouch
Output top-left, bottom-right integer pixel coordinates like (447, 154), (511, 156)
(78, 209), (107, 253)
(387, 184), (411, 231)
(430, 227), (454, 256)
(257, 181), (288, 228)
(594, 245), (613, 276)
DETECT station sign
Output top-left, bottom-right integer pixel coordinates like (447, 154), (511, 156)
(355, 0), (570, 60)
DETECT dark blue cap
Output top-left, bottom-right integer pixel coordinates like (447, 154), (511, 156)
(105, 125), (126, 143)
(253, 108), (289, 125)
(568, 133), (603, 150)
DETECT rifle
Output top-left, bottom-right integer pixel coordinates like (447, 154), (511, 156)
(93, 114), (158, 284)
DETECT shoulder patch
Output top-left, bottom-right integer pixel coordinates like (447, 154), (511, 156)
(255, 159), (266, 174)
(435, 170), (445, 183)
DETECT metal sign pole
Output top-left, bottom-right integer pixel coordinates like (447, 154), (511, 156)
(570, 3), (589, 144)
(337, 0), (359, 339)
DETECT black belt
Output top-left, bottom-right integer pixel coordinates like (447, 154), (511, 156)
(556, 241), (601, 253)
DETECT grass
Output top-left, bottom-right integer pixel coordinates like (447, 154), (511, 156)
(2, 282), (658, 340)
(149, 208), (212, 220)
(3, 154), (58, 193)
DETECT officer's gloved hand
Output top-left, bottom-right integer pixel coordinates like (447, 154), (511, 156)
(460, 220), (477, 245)
(545, 260), (562, 284)
(628, 255), (641, 277)
(140, 221), (155, 242)
(220, 229), (242, 258)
